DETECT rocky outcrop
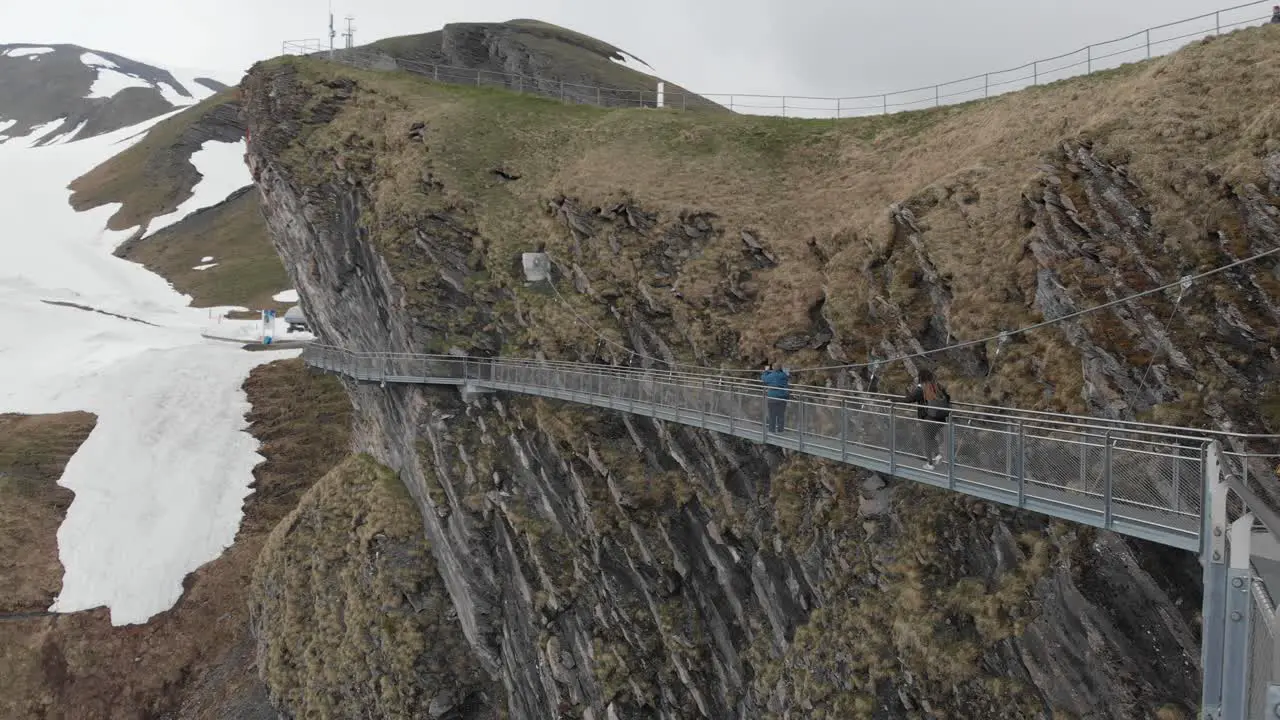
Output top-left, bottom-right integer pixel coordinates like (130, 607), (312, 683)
(235, 50), (1276, 719)
(335, 20), (718, 110)
(251, 454), (498, 720)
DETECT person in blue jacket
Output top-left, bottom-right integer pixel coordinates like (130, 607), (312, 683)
(761, 362), (791, 433)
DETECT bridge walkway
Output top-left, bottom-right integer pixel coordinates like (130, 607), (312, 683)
(301, 343), (1280, 718)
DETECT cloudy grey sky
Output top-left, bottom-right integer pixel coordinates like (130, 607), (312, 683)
(2, 0), (1265, 98)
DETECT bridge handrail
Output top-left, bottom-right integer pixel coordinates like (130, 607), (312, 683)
(304, 343), (1275, 445)
(300, 339), (1280, 717)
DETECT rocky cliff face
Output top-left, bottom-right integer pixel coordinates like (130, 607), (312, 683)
(243, 26), (1280, 720)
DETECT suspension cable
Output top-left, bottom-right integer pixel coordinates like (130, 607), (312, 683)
(543, 246), (1280, 374)
(1136, 276), (1192, 394)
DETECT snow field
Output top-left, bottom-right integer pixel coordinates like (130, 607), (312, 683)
(78, 51), (218, 107)
(87, 68), (154, 99)
(0, 98), (289, 625)
(272, 289), (299, 303)
(140, 139), (249, 239)
(4, 46), (54, 57)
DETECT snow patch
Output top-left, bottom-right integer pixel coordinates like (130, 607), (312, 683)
(0, 103), (274, 625)
(79, 52), (118, 69)
(48, 120), (88, 146)
(86, 67), (153, 100)
(6, 47), (55, 58)
(609, 50), (654, 71)
(141, 139), (248, 238)
(200, 256), (214, 263)
(156, 81), (195, 108)
(272, 289), (299, 303)
(3, 118), (69, 148)
(192, 263), (218, 271)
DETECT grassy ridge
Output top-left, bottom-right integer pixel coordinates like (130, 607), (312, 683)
(0, 412), (95, 614)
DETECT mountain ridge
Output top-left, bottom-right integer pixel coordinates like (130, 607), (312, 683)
(0, 43), (229, 145)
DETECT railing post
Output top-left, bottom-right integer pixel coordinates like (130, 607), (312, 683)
(888, 402), (897, 476)
(946, 415), (956, 490)
(729, 95), (735, 111)
(559, 80), (564, 103)
(984, 73), (989, 98)
(672, 371), (680, 424)
(798, 399), (805, 451)
(1033, 61), (1038, 86)
(596, 86), (601, 106)
(1079, 442), (1088, 490)
(699, 378), (707, 429)
(782, 96), (787, 117)
(934, 85), (940, 107)
(1222, 513), (1254, 720)
(761, 388), (769, 443)
(1103, 430), (1113, 529)
(1201, 440), (1227, 718)
(433, 65), (438, 81)
(840, 397), (848, 462)
(1173, 447), (1182, 514)
(476, 69), (481, 87)
(882, 94), (887, 115)
(1016, 420), (1026, 507)
(1216, 10), (1221, 34)
(836, 97), (842, 119)
(1087, 45), (1092, 74)
(1146, 28), (1152, 59)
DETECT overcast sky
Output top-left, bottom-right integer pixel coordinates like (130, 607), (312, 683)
(2, 0), (1265, 98)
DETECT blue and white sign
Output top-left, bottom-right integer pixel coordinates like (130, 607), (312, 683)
(262, 309), (276, 345)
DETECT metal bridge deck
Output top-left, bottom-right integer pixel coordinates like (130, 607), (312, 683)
(309, 346), (1214, 552)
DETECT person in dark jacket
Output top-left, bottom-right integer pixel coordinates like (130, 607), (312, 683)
(761, 362), (791, 433)
(1272, 5), (1280, 23)
(903, 368), (951, 470)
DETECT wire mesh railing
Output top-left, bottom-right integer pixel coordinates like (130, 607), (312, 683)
(1248, 573), (1277, 717)
(299, 343), (1227, 550)
(281, 1), (1277, 118)
(301, 342), (1280, 717)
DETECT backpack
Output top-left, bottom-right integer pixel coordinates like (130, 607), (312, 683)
(922, 382), (951, 420)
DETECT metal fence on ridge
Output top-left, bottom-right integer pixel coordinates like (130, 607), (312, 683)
(282, 0), (1277, 118)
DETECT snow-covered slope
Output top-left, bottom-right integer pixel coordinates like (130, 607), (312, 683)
(0, 103), (289, 625)
(78, 51), (221, 109)
(0, 44), (231, 146)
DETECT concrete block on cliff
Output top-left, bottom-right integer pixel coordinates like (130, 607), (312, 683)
(522, 252), (550, 283)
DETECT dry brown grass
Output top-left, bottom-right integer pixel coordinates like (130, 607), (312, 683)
(68, 89), (238, 231)
(268, 25), (1280, 417)
(252, 453), (491, 719)
(0, 358), (351, 720)
(0, 412), (95, 613)
(114, 185), (290, 311)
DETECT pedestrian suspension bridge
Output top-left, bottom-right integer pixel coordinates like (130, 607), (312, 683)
(302, 343), (1280, 719)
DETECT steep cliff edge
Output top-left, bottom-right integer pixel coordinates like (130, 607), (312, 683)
(243, 26), (1280, 719)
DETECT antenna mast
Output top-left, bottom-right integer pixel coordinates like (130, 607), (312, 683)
(342, 16), (356, 49)
(328, 1), (336, 59)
